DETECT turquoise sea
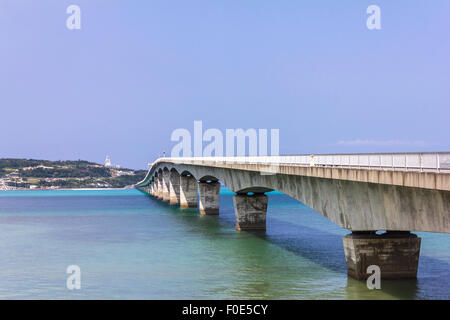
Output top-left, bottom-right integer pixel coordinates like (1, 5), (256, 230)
(0, 189), (449, 299)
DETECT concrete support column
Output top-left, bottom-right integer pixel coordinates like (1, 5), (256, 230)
(156, 175), (163, 199)
(180, 175), (198, 208)
(233, 193), (268, 231)
(152, 178), (157, 197)
(343, 231), (421, 280)
(150, 183), (155, 196)
(198, 181), (220, 215)
(162, 170), (170, 201)
(169, 171), (181, 205)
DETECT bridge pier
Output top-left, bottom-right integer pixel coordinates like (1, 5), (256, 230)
(151, 183), (156, 197)
(169, 170), (181, 205)
(180, 175), (198, 208)
(343, 231), (421, 280)
(149, 183), (154, 196)
(162, 170), (170, 201)
(198, 181), (220, 215)
(156, 175), (163, 199)
(233, 193), (268, 231)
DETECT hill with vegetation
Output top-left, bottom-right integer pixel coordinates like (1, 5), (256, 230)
(0, 158), (147, 190)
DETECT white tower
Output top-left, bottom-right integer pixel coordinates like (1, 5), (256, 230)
(105, 155), (112, 167)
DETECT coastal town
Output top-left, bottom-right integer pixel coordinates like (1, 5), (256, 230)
(0, 156), (146, 190)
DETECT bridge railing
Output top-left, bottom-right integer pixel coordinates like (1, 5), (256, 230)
(160, 152), (450, 173)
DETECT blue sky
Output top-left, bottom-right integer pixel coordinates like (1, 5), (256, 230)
(1, 1), (449, 169)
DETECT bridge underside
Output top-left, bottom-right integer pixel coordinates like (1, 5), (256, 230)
(137, 162), (450, 280)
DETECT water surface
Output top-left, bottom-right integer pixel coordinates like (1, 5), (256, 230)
(0, 189), (449, 299)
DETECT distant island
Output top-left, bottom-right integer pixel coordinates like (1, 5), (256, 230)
(0, 158), (147, 190)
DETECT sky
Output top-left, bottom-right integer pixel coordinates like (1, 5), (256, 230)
(1, 1), (449, 169)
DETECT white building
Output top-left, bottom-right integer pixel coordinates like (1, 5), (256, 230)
(104, 155), (120, 169)
(105, 155), (112, 167)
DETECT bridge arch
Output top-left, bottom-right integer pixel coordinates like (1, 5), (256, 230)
(180, 170), (195, 178)
(198, 175), (219, 183)
(235, 186), (274, 194)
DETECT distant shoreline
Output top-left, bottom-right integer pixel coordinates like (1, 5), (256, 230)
(0, 158), (147, 191)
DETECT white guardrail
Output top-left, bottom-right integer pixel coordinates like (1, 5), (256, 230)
(158, 152), (450, 173)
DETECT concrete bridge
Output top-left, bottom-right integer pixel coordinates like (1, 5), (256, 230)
(136, 152), (450, 280)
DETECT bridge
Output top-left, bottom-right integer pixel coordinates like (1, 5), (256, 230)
(136, 152), (450, 280)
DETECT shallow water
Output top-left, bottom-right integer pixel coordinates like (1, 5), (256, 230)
(0, 189), (449, 299)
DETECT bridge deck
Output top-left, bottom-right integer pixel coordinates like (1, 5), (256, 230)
(140, 153), (449, 192)
(157, 152), (450, 173)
